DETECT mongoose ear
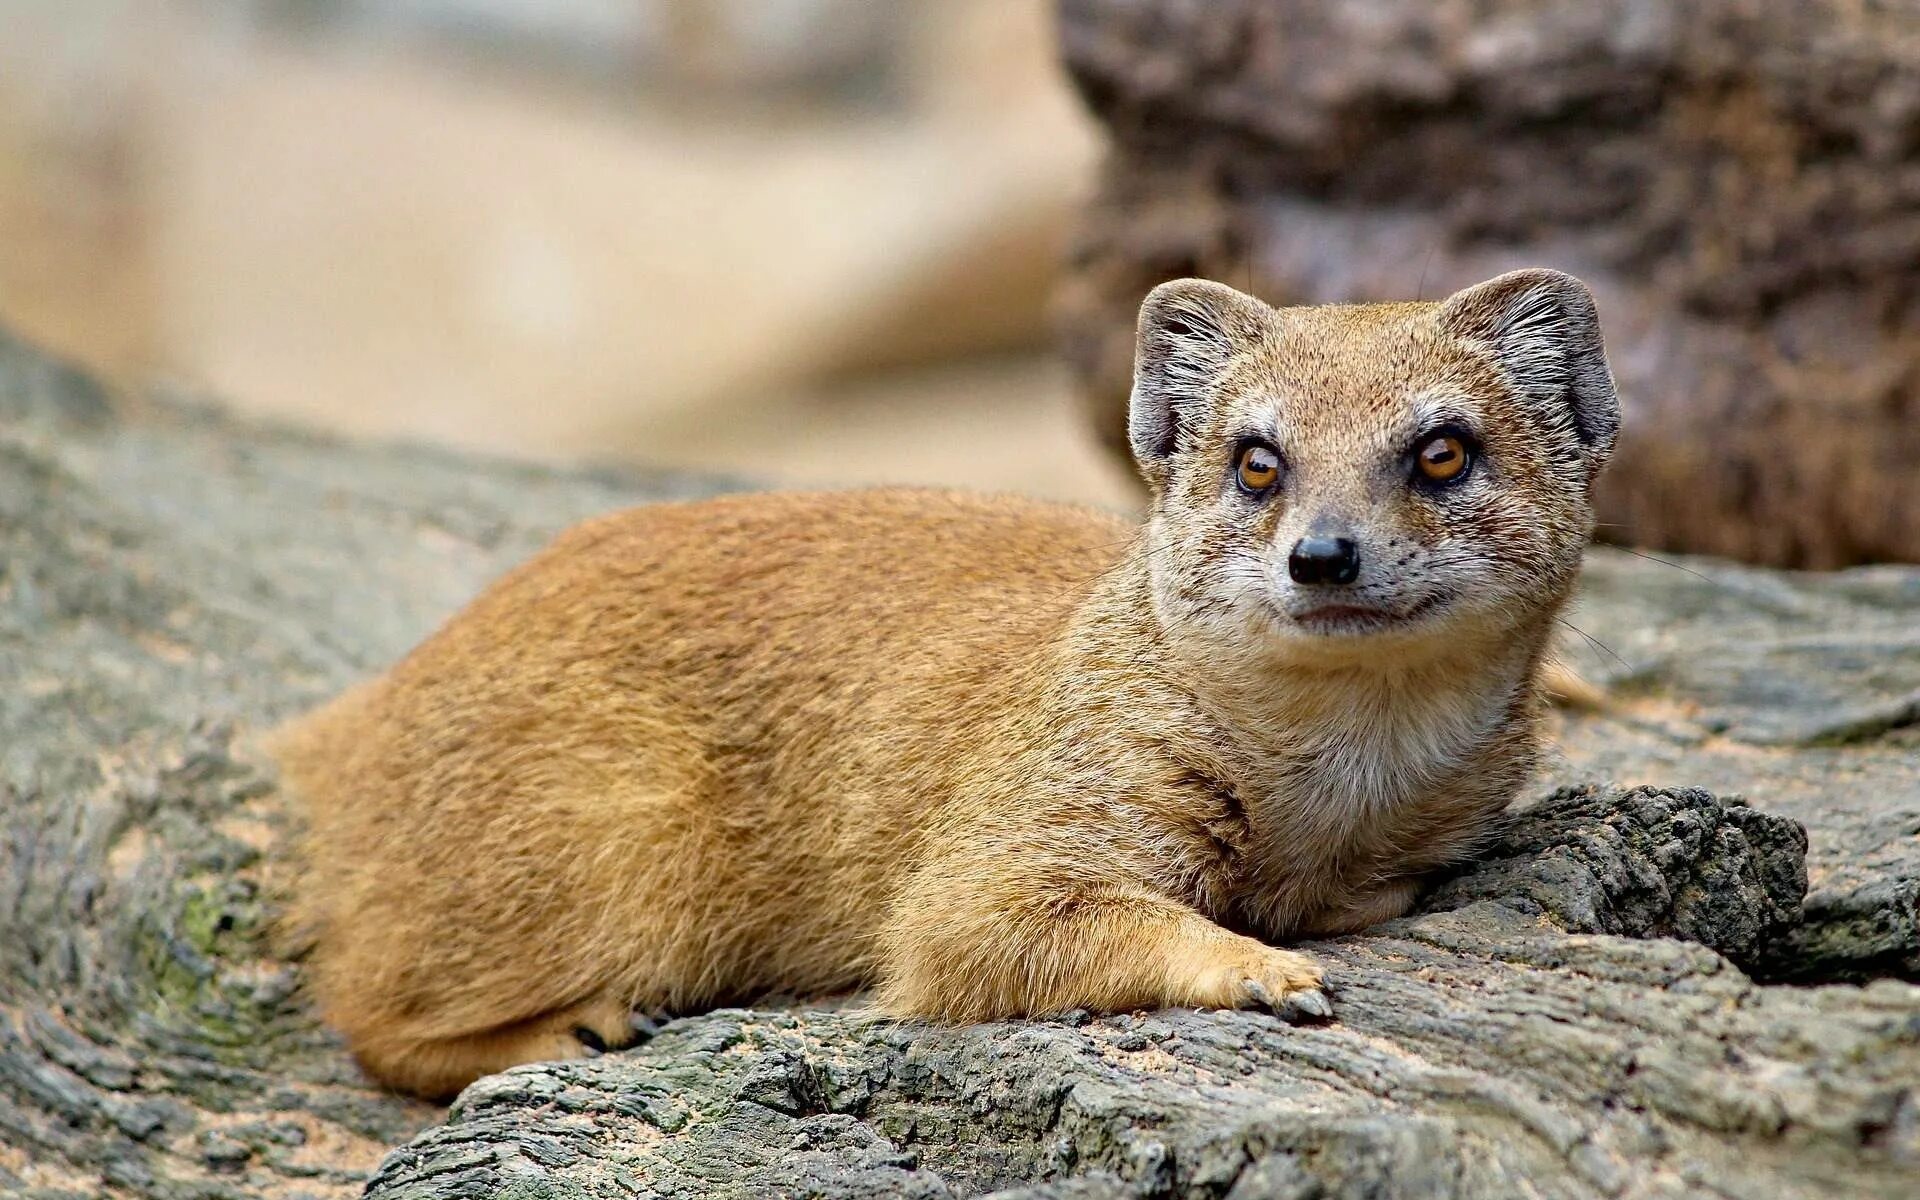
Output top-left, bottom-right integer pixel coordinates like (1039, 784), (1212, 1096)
(1129, 279), (1271, 468)
(1438, 269), (1621, 481)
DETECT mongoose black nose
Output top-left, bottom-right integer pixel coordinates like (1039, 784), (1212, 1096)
(1288, 536), (1360, 586)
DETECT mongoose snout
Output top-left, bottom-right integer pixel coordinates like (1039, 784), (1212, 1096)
(1285, 534), (1360, 586)
(274, 268), (1618, 1099)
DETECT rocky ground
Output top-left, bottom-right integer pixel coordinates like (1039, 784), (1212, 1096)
(2, 328), (1917, 1197)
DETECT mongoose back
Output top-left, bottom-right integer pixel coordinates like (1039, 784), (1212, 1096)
(274, 269), (1621, 1098)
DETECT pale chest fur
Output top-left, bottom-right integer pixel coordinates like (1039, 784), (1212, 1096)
(1165, 659), (1538, 938)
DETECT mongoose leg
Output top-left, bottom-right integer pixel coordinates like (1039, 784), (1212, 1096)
(1306, 877), (1424, 936)
(877, 880), (1327, 1023)
(349, 992), (634, 1101)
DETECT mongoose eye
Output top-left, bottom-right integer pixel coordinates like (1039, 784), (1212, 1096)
(1414, 433), (1473, 484)
(1236, 443), (1282, 494)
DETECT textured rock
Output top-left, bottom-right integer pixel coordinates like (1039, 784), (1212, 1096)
(1, 325), (1918, 1198)
(1548, 551), (1920, 985)
(1053, 0), (1920, 568)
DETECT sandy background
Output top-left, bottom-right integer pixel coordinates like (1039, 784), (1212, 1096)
(0, 0), (1140, 510)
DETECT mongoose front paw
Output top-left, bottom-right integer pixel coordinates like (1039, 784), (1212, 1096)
(575, 1007), (670, 1057)
(1188, 944), (1330, 1022)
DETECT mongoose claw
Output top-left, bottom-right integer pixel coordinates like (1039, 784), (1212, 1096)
(1283, 988), (1333, 1022)
(572, 1026), (607, 1055)
(1243, 979), (1334, 1024)
(628, 1009), (667, 1039)
(1242, 978), (1279, 1010)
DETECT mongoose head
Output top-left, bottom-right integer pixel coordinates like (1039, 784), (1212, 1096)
(1127, 268), (1619, 669)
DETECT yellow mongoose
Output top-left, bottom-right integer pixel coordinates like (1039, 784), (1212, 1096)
(275, 269), (1620, 1098)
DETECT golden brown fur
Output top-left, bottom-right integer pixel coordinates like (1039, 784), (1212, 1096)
(275, 269), (1620, 1098)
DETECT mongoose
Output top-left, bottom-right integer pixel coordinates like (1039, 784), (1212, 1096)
(274, 268), (1620, 1099)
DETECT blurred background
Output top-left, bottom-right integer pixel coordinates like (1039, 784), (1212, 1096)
(0, 0), (1138, 508)
(7, 1), (1918, 567)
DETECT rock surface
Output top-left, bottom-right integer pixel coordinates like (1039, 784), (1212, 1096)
(1053, 0), (1920, 568)
(1, 326), (1918, 1198)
